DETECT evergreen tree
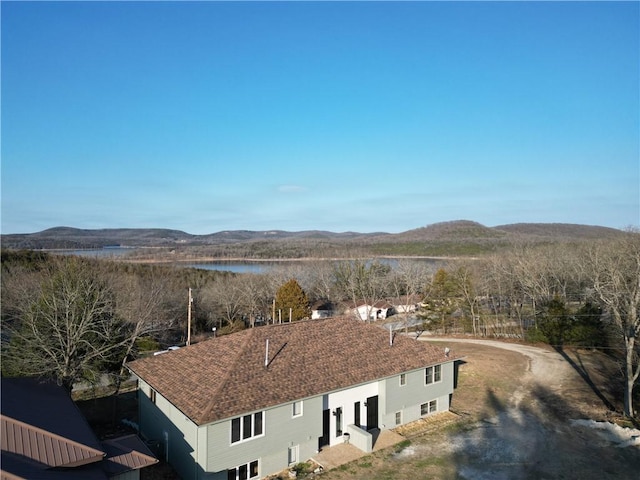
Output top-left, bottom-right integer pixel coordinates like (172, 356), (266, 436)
(274, 279), (310, 322)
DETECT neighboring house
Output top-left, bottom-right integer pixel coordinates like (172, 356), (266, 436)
(389, 294), (423, 314)
(351, 300), (395, 321)
(310, 301), (337, 319)
(0, 377), (158, 480)
(127, 316), (458, 480)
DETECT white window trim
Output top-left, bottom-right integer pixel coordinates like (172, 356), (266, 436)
(288, 445), (299, 466)
(230, 412), (265, 445)
(292, 401), (303, 418)
(425, 365), (442, 385)
(421, 399), (438, 416)
(228, 459), (260, 480)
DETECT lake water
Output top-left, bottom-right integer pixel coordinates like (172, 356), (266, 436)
(187, 258), (442, 274)
(186, 261), (281, 274)
(61, 248), (442, 274)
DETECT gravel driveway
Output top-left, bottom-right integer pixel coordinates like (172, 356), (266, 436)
(418, 337), (640, 480)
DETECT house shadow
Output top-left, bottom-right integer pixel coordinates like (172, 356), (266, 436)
(79, 389), (194, 480)
(453, 359), (466, 389)
(369, 428), (380, 447)
(449, 385), (640, 480)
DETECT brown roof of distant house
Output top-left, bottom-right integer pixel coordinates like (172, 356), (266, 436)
(127, 316), (458, 426)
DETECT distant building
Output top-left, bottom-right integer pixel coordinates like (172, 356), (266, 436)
(310, 300), (337, 319)
(351, 300), (395, 321)
(389, 294), (423, 314)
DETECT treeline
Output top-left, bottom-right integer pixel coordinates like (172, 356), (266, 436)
(1, 231), (639, 417)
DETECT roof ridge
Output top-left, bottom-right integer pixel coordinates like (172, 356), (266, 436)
(197, 328), (257, 423)
(0, 414), (105, 467)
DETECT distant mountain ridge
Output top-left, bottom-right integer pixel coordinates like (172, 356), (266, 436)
(0, 220), (625, 252)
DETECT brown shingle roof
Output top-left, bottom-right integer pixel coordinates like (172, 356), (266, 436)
(127, 316), (457, 426)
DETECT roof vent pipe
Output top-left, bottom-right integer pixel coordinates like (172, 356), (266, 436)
(389, 326), (393, 346)
(265, 339), (270, 367)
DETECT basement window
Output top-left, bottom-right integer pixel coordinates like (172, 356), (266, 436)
(421, 400), (438, 416)
(227, 459), (259, 480)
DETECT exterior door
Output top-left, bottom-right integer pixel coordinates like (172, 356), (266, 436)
(366, 395), (379, 430)
(318, 409), (330, 450)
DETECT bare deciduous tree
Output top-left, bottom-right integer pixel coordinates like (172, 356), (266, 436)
(2, 257), (129, 392)
(333, 259), (391, 321)
(586, 232), (640, 417)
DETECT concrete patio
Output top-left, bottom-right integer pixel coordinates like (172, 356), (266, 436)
(311, 429), (404, 470)
(310, 412), (461, 471)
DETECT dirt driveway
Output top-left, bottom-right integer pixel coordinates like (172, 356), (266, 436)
(320, 338), (640, 480)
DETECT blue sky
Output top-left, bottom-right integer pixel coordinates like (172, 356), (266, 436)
(2, 1), (638, 234)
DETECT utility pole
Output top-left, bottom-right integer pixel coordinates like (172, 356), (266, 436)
(187, 287), (193, 346)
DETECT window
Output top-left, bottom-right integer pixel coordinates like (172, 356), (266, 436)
(354, 401), (361, 428)
(231, 412), (264, 444)
(288, 445), (299, 465)
(228, 460), (259, 480)
(395, 411), (402, 425)
(425, 365), (442, 385)
(421, 400), (438, 416)
(400, 373), (406, 386)
(292, 401), (303, 417)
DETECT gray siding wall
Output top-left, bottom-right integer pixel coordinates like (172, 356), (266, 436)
(137, 380), (201, 480)
(381, 361), (455, 428)
(206, 396), (323, 478)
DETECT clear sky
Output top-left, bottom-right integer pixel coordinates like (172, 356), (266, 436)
(1, 1), (638, 235)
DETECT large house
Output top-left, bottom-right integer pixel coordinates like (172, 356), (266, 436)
(1, 377), (158, 480)
(127, 316), (458, 480)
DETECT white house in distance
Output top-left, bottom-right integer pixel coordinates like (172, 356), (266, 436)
(127, 316), (459, 480)
(389, 294), (423, 314)
(351, 300), (395, 321)
(310, 301), (337, 319)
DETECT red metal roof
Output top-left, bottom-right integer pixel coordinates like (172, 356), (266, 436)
(1, 377), (157, 479)
(102, 434), (158, 475)
(1, 415), (105, 468)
